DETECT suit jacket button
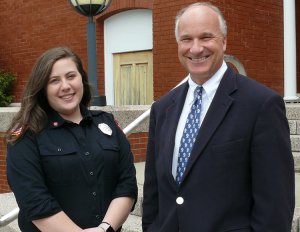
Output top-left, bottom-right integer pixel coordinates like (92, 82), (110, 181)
(176, 197), (184, 205)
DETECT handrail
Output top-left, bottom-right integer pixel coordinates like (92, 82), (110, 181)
(0, 207), (19, 226)
(123, 76), (189, 135)
(0, 54), (246, 228)
(123, 108), (151, 136)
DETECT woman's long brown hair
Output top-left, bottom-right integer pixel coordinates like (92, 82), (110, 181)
(6, 47), (92, 143)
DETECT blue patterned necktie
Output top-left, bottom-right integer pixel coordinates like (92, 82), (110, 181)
(176, 86), (203, 185)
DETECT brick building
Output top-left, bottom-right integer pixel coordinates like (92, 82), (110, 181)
(0, 0), (299, 192)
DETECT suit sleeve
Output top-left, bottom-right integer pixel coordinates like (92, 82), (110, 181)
(250, 93), (295, 231)
(142, 105), (158, 231)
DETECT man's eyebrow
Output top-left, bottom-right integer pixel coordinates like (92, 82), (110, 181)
(201, 32), (214, 37)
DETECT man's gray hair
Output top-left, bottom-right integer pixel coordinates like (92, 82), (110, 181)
(175, 2), (228, 42)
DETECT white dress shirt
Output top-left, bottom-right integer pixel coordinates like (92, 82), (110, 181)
(172, 61), (228, 178)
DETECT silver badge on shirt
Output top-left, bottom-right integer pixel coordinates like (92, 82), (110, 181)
(98, 123), (112, 136)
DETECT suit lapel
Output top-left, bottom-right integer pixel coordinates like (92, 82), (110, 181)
(163, 82), (189, 185)
(182, 67), (238, 182)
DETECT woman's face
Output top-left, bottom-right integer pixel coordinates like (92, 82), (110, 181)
(46, 58), (84, 120)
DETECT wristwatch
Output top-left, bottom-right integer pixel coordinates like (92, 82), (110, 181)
(99, 222), (115, 232)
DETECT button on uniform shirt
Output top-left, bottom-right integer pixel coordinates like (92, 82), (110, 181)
(172, 61), (228, 178)
(7, 106), (138, 232)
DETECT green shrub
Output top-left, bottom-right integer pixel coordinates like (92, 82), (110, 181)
(0, 70), (16, 107)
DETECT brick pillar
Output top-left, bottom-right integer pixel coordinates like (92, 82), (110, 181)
(0, 132), (10, 193)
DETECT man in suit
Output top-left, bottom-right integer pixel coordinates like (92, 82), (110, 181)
(142, 2), (295, 232)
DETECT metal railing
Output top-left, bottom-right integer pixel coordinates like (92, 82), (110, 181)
(0, 54), (246, 228)
(0, 207), (19, 227)
(122, 75), (190, 136)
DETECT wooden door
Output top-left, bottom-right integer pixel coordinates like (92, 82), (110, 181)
(113, 51), (153, 105)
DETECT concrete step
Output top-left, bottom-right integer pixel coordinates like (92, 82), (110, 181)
(292, 207), (300, 232)
(286, 103), (300, 121)
(294, 152), (300, 172)
(290, 135), (300, 153)
(122, 214), (142, 232)
(131, 184), (143, 217)
(0, 225), (19, 232)
(121, 163), (143, 232)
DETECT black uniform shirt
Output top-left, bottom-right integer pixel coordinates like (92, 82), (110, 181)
(7, 106), (137, 231)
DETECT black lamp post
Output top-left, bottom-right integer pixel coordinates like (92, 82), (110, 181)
(69, 0), (112, 106)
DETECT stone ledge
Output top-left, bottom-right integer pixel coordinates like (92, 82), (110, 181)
(286, 103), (300, 120)
(289, 120), (298, 135)
(294, 153), (300, 172)
(291, 135), (300, 152)
(1, 102), (300, 132)
(0, 105), (151, 133)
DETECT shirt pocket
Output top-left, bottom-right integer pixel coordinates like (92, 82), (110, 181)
(97, 138), (120, 179)
(39, 145), (82, 185)
(98, 140), (120, 151)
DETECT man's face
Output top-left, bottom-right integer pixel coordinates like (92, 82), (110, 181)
(177, 6), (227, 85)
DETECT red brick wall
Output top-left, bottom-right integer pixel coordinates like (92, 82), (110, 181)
(128, 132), (148, 162)
(152, 0), (285, 99)
(0, 1), (88, 102)
(0, 133), (10, 193)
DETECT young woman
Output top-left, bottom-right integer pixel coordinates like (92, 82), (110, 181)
(6, 47), (137, 232)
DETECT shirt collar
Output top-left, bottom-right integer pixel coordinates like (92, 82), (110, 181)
(47, 104), (92, 129)
(187, 61), (228, 103)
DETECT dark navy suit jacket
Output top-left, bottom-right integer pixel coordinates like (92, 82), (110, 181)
(142, 67), (295, 232)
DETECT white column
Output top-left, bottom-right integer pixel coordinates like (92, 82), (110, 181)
(284, 0), (298, 100)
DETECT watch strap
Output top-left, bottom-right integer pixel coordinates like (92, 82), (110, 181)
(99, 222), (115, 232)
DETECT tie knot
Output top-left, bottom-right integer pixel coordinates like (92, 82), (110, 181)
(194, 86), (203, 100)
